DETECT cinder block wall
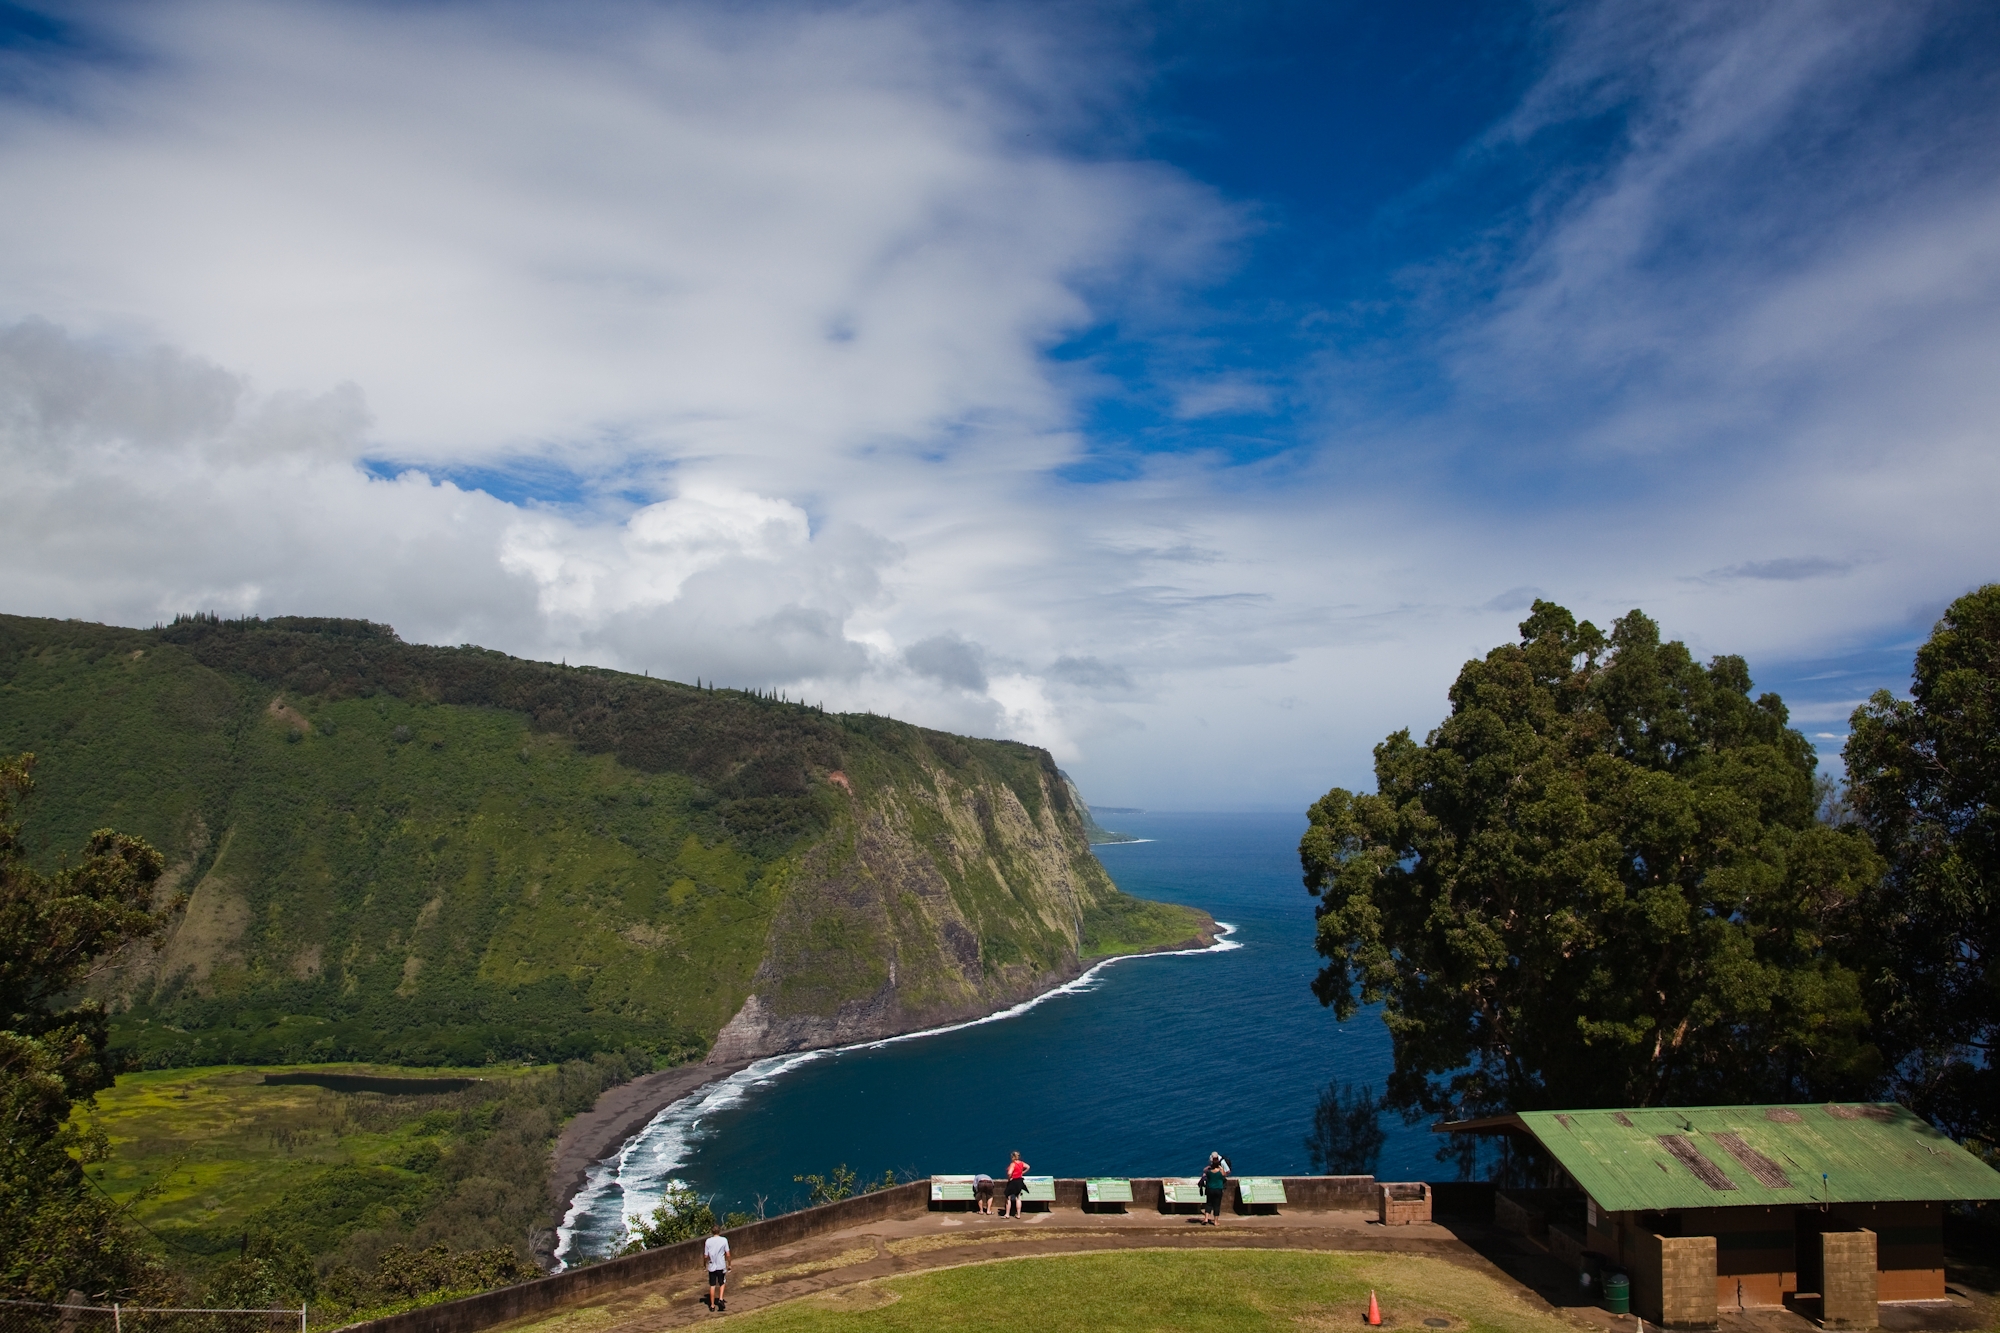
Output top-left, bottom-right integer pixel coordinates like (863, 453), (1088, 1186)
(1660, 1235), (1719, 1329)
(1821, 1230), (1878, 1329)
(1636, 1232), (1718, 1329)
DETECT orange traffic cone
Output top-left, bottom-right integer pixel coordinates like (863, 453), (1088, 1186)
(1367, 1291), (1382, 1326)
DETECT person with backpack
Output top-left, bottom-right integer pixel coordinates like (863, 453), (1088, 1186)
(1200, 1152), (1229, 1226)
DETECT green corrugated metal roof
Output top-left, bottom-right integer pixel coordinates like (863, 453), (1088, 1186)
(1474, 1104), (2000, 1213)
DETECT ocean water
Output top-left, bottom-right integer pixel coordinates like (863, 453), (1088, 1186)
(556, 811), (1438, 1264)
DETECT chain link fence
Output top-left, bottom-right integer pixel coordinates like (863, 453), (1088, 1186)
(0, 1301), (307, 1333)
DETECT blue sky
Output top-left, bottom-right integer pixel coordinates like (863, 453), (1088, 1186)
(1, 0), (1996, 807)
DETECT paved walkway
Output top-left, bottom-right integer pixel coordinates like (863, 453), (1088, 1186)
(496, 1208), (1995, 1333)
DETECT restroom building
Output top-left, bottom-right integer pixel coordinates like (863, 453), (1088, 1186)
(1440, 1103), (2000, 1329)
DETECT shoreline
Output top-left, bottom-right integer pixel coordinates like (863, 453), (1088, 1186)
(545, 921), (1229, 1235)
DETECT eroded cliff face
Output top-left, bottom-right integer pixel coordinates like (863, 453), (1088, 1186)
(707, 760), (1207, 1064)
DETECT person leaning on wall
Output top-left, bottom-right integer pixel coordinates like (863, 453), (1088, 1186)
(1200, 1152), (1229, 1226)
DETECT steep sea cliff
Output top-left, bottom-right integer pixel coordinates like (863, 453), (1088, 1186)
(0, 613), (1208, 1074)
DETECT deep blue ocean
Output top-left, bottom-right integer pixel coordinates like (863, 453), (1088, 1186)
(556, 811), (1437, 1263)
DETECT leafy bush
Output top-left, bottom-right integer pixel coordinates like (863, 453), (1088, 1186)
(622, 1184), (716, 1252)
(373, 1243), (536, 1298)
(791, 1164), (899, 1207)
(792, 1164), (858, 1206)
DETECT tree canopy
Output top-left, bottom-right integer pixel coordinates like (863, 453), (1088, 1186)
(1845, 583), (2000, 1146)
(1300, 602), (1883, 1121)
(2, 752), (172, 1300)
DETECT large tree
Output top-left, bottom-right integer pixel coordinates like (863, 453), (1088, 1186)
(1845, 584), (2000, 1146)
(1, 753), (173, 1300)
(1301, 602), (1883, 1121)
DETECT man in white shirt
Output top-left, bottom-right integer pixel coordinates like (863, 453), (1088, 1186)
(703, 1224), (730, 1312)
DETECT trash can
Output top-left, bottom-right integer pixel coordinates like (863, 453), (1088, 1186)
(1602, 1273), (1630, 1315)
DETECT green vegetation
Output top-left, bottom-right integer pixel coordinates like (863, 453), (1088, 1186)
(74, 1054), (643, 1314)
(1301, 600), (1884, 1120)
(623, 1184), (723, 1252)
(1076, 892), (1203, 957)
(2, 753), (175, 1301)
(1846, 583), (2000, 1148)
(789, 1164), (898, 1207)
(0, 612), (1203, 1071)
(723, 1250), (1565, 1333)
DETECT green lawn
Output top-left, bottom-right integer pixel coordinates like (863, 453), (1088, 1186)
(728, 1250), (1562, 1333)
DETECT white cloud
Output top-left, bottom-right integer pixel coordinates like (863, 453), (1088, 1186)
(502, 486), (813, 619)
(1, 0), (1997, 812)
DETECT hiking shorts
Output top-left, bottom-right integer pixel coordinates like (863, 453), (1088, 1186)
(709, 1269), (726, 1285)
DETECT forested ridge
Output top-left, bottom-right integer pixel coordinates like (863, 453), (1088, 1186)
(0, 612), (1183, 1070)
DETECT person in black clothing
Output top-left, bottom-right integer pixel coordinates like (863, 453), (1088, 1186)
(1200, 1152), (1229, 1225)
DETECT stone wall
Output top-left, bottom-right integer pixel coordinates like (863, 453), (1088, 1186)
(1633, 1231), (1718, 1329)
(1821, 1230), (1878, 1329)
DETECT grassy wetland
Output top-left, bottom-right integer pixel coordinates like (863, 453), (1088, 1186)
(74, 1055), (647, 1312)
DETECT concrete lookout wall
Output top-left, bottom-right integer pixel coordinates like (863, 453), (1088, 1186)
(1822, 1230), (1878, 1329)
(336, 1181), (932, 1333)
(1021, 1176), (1376, 1214)
(339, 1174), (1389, 1333)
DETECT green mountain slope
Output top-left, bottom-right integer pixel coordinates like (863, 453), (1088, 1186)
(0, 614), (1210, 1068)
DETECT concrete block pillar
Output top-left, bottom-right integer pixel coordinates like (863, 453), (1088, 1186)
(1378, 1183), (1432, 1225)
(1639, 1233), (1718, 1329)
(1821, 1229), (1878, 1329)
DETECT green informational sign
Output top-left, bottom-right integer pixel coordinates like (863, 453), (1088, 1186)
(1237, 1177), (1288, 1205)
(1161, 1178), (1206, 1205)
(1085, 1178), (1135, 1204)
(1022, 1175), (1057, 1202)
(930, 1175), (977, 1202)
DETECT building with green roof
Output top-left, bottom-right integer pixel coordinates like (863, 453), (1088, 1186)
(1442, 1103), (2000, 1329)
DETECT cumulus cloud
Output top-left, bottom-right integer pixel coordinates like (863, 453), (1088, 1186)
(0, 1), (1248, 746)
(0, 0), (1234, 468)
(1, 0), (1997, 810)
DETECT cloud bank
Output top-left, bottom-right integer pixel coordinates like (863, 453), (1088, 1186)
(1, 0), (1997, 807)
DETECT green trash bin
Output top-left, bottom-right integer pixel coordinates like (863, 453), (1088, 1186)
(1603, 1273), (1630, 1315)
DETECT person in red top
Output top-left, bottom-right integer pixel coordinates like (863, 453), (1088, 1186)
(1003, 1151), (1029, 1218)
